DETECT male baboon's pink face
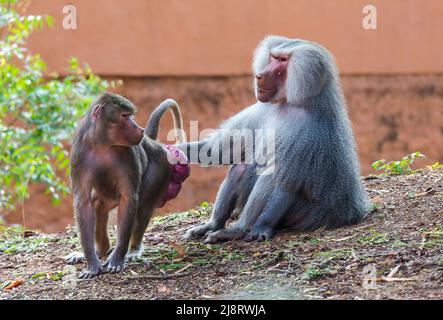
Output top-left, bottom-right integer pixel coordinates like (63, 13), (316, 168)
(255, 55), (289, 103)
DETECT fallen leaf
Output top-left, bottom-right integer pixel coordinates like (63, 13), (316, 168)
(23, 230), (36, 238)
(170, 242), (186, 257)
(5, 278), (24, 290)
(157, 285), (171, 294)
(371, 196), (382, 204)
(386, 264), (401, 279)
(129, 269), (138, 276)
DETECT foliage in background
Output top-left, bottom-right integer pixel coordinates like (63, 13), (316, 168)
(427, 162), (443, 170)
(0, 0), (116, 213)
(371, 152), (426, 176)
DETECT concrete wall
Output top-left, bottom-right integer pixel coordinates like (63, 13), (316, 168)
(5, 0), (443, 232)
(27, 0), (443, 75)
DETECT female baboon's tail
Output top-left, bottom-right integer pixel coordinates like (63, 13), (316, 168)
(145, 99), (186, 144)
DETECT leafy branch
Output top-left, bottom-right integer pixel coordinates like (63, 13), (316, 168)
(371, 152), (426, 176)
(0, 1), (118, 213)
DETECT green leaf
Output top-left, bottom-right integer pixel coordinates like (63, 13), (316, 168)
(371, 152), (427, 176)
(0, 3), (115, 211)
(45, 15), (54, 28)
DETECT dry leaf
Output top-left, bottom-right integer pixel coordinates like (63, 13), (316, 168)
(157, 285), (171, 294)
(386, 264), (401, 278)
(207, 244), (220, 254)
(5, 278), (24, 290)
(371, 196), (382, 204)
(129, 269), (138, 276)
(170, 242), (186, 257)
(23, 230), (36, 238)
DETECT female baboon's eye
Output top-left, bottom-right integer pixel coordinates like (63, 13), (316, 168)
(121, 114), (130, 119)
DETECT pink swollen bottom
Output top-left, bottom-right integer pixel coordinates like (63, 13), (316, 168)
(158, 145), (191, 208)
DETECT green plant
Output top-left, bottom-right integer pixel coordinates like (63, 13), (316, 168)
(302, 266), (330, 280)
(428, 162), (443, 170)
(419, 226), (442, 249)
(0, 0), (116, 213)
(313, 248), (352, 259)
(0, 224), (57, 254)
(371, 152), (426, 176)
(358, 229), (389, 244)
(151, 203), (212, 226)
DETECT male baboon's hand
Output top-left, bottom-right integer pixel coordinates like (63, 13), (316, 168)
(244, 226), (274, 242)
(184, 221), (215, 240)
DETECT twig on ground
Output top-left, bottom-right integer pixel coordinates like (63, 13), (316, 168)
(386, 264), (401, 279)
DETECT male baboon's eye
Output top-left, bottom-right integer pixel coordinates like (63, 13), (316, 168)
(121, 114), (130, 119)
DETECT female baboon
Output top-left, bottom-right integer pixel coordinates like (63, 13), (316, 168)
(67, 94), (189, 278)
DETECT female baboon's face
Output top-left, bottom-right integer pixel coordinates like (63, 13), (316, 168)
(92, 101), (144, 147)
(110, 112), (144, 146)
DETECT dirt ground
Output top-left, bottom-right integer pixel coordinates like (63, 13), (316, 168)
(0, 169), (442, 300)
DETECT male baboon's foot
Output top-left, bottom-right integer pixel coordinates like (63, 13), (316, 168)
(244, 226), (274, 242)
(104, 253), (126, 273)
(127, 244), (144, 261)
(65, 251), (85, 265)
(184, 222), (217, 240)
(204, 227), (246, 244)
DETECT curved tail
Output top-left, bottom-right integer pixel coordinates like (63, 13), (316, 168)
(145, 99), (186, 144)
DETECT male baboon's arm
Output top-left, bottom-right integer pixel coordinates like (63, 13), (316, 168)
(177, 137), (246, 166)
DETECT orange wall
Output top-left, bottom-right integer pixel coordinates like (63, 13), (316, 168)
(8, 0), (443, 232)
(27, 0), (443, 76)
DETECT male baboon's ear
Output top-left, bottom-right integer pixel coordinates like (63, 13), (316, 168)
(92, 104), (103, 123)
